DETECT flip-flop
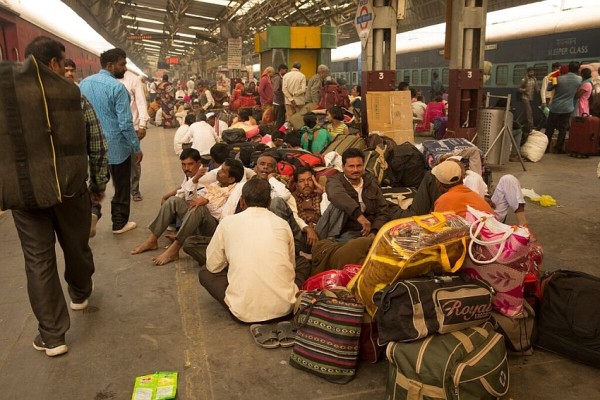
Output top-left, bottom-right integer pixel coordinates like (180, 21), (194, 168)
(276, 321), (296, 348)
(250, 324), (279, 349)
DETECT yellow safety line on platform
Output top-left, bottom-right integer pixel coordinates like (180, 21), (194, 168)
(159, 128), (215, 400)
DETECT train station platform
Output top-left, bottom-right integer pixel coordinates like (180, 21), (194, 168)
(0, 126), (598, 399)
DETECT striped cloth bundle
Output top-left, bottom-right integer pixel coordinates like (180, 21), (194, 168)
(289, 289), (364, 384)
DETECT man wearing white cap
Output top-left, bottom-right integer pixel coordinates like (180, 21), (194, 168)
(206, 112), (228, 142)
(431, 160), (493, 218)
(218, 102), (234, 126)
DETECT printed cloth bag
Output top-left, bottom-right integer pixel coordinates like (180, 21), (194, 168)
(289, 289), (364, 384)
(461, 206), (530, 316)
(348, 212), (470, 316)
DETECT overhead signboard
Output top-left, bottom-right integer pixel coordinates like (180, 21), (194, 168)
(128, 34), (172, 41)
(166, 57), (179, 65)
(355, 0), (374, 48)
(227, 37), (242, 70)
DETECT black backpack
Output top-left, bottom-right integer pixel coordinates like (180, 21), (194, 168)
(221, 128), (247, 144)
(385, 142), (426, 188)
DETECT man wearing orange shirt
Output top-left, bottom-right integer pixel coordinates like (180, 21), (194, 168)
(431, 160), (493, 218)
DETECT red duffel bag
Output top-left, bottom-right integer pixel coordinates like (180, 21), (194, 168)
(302, 264), (362, 291)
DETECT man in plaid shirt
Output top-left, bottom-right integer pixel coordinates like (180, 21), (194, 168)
(64, 59), (109, 236)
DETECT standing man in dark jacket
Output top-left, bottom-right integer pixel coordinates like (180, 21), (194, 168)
(11, 36), (108, 356)
(272, 64), (288, 130)
(318, 148), (391, 242)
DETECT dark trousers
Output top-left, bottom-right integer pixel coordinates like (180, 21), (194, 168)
(11, 187), (95, 345)
(274, 104), (286, 130)
(108, 157), (132, 230)
(390, 171), (440, 219)
(544, 111), (571, 152)
(131, 156), (142, 196)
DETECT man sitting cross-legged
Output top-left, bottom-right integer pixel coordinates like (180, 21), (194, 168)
(131, 148), (244, 265)
(200, 177), (298, 323)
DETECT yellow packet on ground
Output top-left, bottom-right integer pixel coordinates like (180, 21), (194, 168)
(132, 374), (157, 400)
(132, 371), (178, 400)
(156, 371), (178, 400)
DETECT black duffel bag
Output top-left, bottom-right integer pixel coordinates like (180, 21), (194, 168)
(0, 56), (87, 210)
(535, 269), (600, 368)
(373, 274), (493, 344)
(221, 128), (247, 144)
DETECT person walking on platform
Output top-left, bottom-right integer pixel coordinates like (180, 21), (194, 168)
(544, 61), (582, 153)
(119, 70), (150, 202)
(80, 48), (142, 234)
(518, 67), (539, 130)
(282, 62), (306, 120)
(11, 36), (108, 356)
(272, 64), (288, 130)
(63, 58), (109, 238)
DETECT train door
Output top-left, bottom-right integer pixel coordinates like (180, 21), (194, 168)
(0, 18), (9, 61)
(0, 10), (18, 61)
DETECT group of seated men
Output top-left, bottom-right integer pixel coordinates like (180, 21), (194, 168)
(131, 143), (527, 324)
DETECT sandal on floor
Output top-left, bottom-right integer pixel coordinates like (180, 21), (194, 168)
(276, 321), (296, 348)
(250, 324), (279, 349)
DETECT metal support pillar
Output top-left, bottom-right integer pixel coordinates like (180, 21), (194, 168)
(445, 0), (488, 140)
(358, 0), (398, 134)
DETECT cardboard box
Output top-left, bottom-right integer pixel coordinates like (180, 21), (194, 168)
(366, 91), (414, 143)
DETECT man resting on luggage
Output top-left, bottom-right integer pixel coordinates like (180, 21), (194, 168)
(431, 160), (495, 217)
(396, 156), (528, 225)
(201, 177), (298, 323)
(131, 149), (244, 265)
(317, 148), (391, 242)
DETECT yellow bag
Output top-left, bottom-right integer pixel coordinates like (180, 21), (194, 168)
(347, 212), (470, 316)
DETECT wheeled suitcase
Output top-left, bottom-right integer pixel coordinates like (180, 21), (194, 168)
(385, 322), (509, 400)
(566, 114), (600, 156)
(535, 270), (600, 368)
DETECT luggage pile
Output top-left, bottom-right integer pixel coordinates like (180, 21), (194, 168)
(285, 206), (578, 396)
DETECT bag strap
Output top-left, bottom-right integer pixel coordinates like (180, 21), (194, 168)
(439, 236), (468, 272)
(293, 290), (338, 329)
(469, 217), (515, 245)
(412, 212), (447, 232)
(468, 217), (513, 264)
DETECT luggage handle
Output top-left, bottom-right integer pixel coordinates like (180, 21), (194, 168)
(468, 218), (512, 264)
(439, 237), (468, 273)
(412, 212), (447, 232)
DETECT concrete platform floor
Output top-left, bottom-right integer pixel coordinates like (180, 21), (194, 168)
(0, 126), (599, 399)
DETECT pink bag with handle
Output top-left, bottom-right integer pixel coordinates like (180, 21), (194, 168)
(461, 206), (531, 316)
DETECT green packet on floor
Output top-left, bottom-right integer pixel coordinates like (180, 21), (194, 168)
(132, 371), (178, 400)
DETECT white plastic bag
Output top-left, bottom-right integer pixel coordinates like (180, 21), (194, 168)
(520, 130), (548, 162)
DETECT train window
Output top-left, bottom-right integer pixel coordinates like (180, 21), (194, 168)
(352, 72), (358, 85)
(396, 70), (403, 85)
(534, 63), (548, 80)
(496, 65), (508, 86)
(512, 64), (527, 85)
(412, 69), (419, 85)
(421, 69), (429, 85)
(403, 71), (410, 84)
(442, 68), (449, 86)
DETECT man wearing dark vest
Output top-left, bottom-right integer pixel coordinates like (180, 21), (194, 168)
(10, 36), (108, 356)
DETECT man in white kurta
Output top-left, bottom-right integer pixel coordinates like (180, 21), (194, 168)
(202, 178), (298, 323)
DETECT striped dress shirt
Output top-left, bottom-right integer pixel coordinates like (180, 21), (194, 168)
(80, 70), (140, 165)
